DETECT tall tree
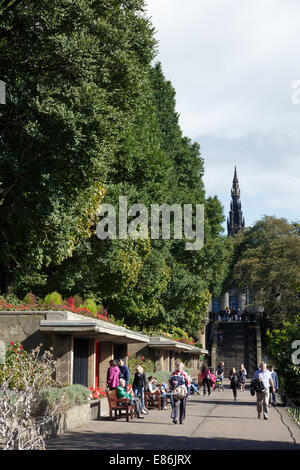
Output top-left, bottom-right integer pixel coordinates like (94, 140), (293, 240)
(230, 216), (300, 326)
(0, 0), (156, 293)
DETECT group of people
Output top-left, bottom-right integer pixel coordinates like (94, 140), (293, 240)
(106, 359), (192, 424)
(214, 308), (256, 323)
(106, 358), (279, 424)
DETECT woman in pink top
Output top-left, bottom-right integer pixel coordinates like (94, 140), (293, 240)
(106, 360), (120, 390)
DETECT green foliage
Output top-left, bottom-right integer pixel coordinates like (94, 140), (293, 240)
(0, 342), (55, 391)
(0, 0), (156, 294)
(23, 292), (37, 305)
(266, 315), (300, 404)
(0, 2), (232, 341)
(229, 216), (300, 326)
(81, 298), (98, 317)
(127, 354), (155, 375)
(147, 370), (171, 384)
(63, 384), (91, 406)
(32, 384), (90, 415)
(43, 291), (63, 306)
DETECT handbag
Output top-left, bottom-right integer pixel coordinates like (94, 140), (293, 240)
(172, 384), (188, 400)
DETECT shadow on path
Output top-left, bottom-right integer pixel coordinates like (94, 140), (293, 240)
(46, 431), (300, 451)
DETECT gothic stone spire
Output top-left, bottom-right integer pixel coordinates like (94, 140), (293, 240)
(227, 166), (245, 236)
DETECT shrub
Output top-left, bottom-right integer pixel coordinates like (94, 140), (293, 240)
(43, 291), (63, 306)
(33, 384), (91, 416)
(0, 343), (59, 449)
(127, 354), (155, 375)
(67, 296), (75, 308)
(64, 384), (91, 405)
(0, 342), (55, 390)
(81, 299), (98, 317)
(23, 292), (37, 305)
(73, 294), (83, 308)
(149, 371), (171, 384)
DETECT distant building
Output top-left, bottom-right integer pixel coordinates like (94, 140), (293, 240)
(211, 167), (248, 314)
(227, 166), (245, 237)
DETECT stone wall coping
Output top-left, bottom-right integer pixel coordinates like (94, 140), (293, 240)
(1, 310), (149, 344)
(40, 311), (150, 343)
(148, 336), (207, 354)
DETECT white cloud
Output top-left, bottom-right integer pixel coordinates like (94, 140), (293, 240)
(147, 0), (300, 138)
(146, 0), (300, 226)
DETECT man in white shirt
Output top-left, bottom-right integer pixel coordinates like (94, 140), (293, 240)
(253, 362), (275, 420)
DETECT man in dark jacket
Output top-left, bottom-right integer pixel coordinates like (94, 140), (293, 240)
(118, 358), (130, 392)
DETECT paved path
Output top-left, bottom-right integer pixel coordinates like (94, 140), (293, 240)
(46, 381), (300, 450)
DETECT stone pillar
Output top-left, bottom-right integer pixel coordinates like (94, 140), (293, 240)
(99, 341), (113, 389)
(238, 293), (246, 311)
(170, 351), (175, 371)
(88, 339), (96, 388)
(163, 350), (169, 371)
(198, 313), (209, 349)
(54, 334), (73, 385)
(222, 292), (229, 310)
(154, 348), (164, 372)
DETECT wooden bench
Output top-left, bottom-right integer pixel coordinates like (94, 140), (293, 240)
(106, 389), (136, 422)
(144, 391), (162, 410)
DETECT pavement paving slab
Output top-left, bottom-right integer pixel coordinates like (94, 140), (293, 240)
(46, 381), (300, 451)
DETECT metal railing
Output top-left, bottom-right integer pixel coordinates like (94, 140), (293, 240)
(278, 390), (300, 425)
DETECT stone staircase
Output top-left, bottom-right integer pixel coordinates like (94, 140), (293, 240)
(214, 322), (258, 377)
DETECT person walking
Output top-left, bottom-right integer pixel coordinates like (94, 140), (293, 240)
(268, 364), (279, 406)
(216, 361), (225, 378)
(201, 365), (213, 397)
(229, 367), (239, 401)
(118, 358), (130, 392)
(253, 362), (275, 420)
(215, 361), (225, 391)
(169, 362), (190, 424)
(133, 365), (148, 414)
(106, 360), (120, 390)
(239, 364), (247, 391)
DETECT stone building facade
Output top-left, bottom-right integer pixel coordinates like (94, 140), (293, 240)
(0, 310), (207, 388)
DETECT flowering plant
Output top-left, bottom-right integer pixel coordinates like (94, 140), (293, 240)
(88, 386), (106, 399)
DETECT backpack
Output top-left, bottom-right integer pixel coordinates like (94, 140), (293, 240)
(250, 378), (265, 394)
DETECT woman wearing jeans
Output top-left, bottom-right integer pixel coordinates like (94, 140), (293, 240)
(133, 365), (148, 414)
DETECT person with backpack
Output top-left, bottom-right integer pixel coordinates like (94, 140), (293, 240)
(229, 367), (240, 401)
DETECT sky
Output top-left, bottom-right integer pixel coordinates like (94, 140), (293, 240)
(145, 0), (300, 230)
